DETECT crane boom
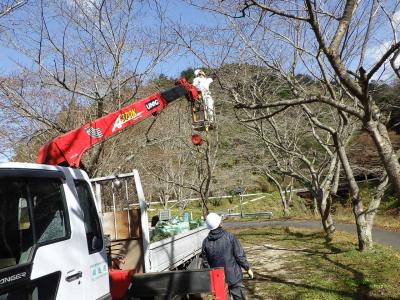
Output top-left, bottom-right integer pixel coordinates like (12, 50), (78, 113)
(37, 78), (199, 167)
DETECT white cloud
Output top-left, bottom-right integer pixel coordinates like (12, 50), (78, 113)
(66, 0), (102, 18)
(392, 9), (400, 28)
(365, 41), (400, 81)
(365, 41), (391, 63)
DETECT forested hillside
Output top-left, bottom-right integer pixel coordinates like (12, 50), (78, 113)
(8, 66), (400, 204)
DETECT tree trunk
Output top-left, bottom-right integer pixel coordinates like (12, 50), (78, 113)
(285, 183), (293, 215)
(331, 161), (341, 195)
(333, 133), (372, 250)
(265, 174), (292, 217)
(201, 194), (209, 219)
(87, 142), (105, 177)
(315, 188), (336, 234)
(87, 98), (106, 176)
(352, 197), (372, 251)
(279, 191), (290, 217)
(202, 206), (209, 219)
(366, 121), (400, 200)
(312, 195), (318, 216)
(364, 175), (389, 250)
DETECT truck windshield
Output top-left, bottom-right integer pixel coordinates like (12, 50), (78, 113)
(0, 178), (67, 270)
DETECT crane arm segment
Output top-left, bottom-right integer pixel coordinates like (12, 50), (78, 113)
(37, 78), (198, 167)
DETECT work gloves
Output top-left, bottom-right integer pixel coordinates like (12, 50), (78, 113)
(247, 269), (254, 279)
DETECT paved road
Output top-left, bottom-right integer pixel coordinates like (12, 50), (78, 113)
(224, 220), (400, 249)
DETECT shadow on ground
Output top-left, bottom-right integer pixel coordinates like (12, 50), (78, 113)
(242, 228), (397, 300)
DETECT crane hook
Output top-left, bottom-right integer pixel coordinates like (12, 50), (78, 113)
(191, 134), (204, 146)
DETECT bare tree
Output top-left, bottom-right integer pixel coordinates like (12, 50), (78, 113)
(237, 93), (339, 233)
(263, 171), (294, 217)
(206, 0), (400, 198)
(259, 162), (296, 217)
(144, 129), (219, 218)
(141, 133), (197, 209)
(228, 65), (386, 248)
(0, 0), (26, 18)
(175, 0), (400, 250)
(0, 0), (175, 174)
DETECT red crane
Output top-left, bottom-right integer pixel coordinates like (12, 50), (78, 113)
(37, 78), (200, 167)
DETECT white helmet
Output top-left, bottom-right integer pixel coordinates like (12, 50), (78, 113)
(205, 212), (222, 230)
(194, 69), (202, 77)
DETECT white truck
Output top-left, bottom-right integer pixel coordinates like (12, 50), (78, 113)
(0, 163), (213, 299)
(0, 80), (226, 299)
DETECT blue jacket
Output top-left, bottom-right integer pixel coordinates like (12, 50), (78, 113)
(202, 227), (250, 287)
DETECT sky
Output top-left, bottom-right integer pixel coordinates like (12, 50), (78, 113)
(0, 0), (218, 78)
(155, 0), (219, 77)
(2, 1), (398, 79)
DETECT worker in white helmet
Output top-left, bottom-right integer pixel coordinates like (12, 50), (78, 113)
(192, 69), (215, 124)
(202, 212), (253, 299)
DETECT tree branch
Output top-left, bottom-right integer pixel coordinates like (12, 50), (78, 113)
(368, 42), (400, 80)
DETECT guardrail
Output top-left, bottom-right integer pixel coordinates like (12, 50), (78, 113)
(221, 211), (273, 218)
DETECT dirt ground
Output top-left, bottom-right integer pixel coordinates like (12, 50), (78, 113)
(242, 243), (301, 299)
(196, 243), (300, 299)
(198, 243), (300, 299)
(245, 244), (297, 276)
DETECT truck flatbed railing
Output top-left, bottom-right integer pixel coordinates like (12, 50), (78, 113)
(91, 170), (209, 274)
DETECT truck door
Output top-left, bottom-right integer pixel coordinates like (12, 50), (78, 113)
(73, 179), (109, 300)
(0, 173), (85, 299)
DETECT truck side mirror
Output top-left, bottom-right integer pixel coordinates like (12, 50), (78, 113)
(91, 235), (103, 251)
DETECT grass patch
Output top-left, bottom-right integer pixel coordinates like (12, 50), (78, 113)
(233, 227), (400, 300)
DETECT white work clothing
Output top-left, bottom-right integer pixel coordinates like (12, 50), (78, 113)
(193, 76), (215, 123)
(193, 76), (213, 92)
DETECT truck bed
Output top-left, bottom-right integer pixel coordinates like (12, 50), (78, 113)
(91, 170), (210, 274)
(147, 226), (209, 272)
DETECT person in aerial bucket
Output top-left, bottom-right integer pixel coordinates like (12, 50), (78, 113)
(193, 69), (215, 124)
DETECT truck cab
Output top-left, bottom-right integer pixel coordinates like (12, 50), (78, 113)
(0, 163), (110, 300)
(0, 163), (215, 300)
